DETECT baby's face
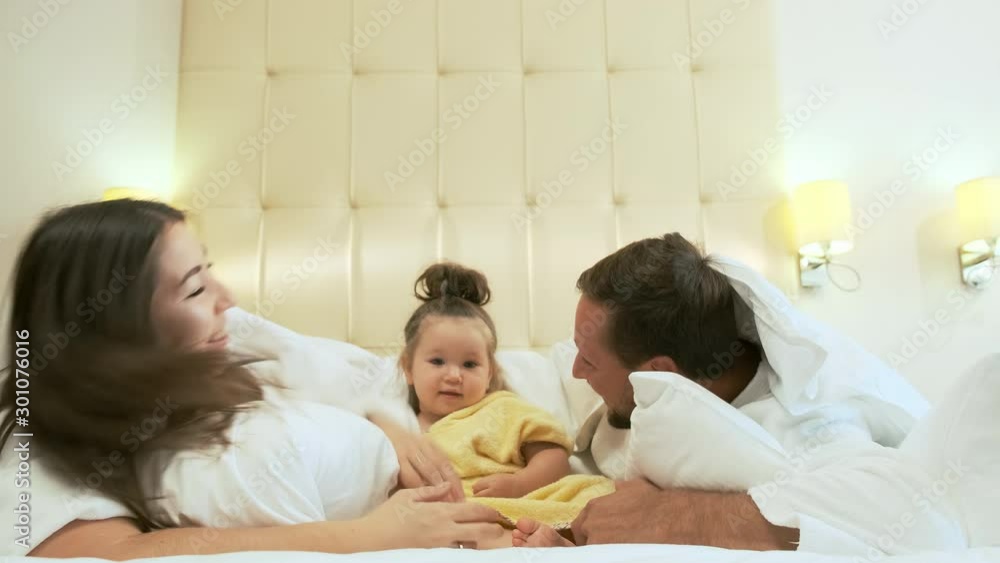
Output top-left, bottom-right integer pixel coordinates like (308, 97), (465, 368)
(406, 315), (493, 420)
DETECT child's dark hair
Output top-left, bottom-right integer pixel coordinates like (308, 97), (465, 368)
(400, 262), (507, 413)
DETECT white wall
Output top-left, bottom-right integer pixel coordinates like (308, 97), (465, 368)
(776, 0), (1000, 400)
(0, 0), (181, 296)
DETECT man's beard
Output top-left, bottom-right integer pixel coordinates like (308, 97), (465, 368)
(607, 407), (632, 429)
(606, 386), (635, 429)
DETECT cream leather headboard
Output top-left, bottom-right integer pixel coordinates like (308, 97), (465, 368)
(174, 0), (790, 353)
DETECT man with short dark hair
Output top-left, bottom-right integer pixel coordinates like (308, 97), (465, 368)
(559, 233), (954, 554)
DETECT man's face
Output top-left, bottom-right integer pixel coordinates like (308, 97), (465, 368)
(572, 296), (636, 423)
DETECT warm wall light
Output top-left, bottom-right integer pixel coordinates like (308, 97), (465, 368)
(102, 187), (160, 201)
(956, 177), (1000, 289)
(791, 180), (855, 288)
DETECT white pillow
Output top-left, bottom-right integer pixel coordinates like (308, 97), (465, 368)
(900, 353), (1000, 548)
(226, 307), (415, 430)
(225, 308), (576, 435)
(629, 371), (790, 491)
(497, 349), (574, 436)
(356, 350), (577, 436)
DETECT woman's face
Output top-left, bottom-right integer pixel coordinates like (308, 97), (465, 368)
(150, 222), (235, 351)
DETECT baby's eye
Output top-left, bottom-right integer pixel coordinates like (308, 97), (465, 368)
(463, 361), (479, 369)
(429, 358), (445, 366)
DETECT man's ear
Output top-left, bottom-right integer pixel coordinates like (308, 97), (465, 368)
(638, 355), (680, 374)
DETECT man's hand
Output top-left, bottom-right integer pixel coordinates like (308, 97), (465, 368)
(571, 479), (668, 544)
(472, 473), (525, 498)
(571, 480), (799, 550)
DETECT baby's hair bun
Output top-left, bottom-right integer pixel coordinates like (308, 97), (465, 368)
(414, 262), (491, 306)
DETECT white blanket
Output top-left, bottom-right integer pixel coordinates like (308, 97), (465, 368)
(713, 256), (930, 443)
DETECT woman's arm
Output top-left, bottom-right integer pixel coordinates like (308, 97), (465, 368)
(30, 517), (378, 560)
(31, 484), (503, 560)
(368, 413), (464, 501)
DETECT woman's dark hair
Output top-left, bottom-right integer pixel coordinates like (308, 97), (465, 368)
(400, 262), (506, 412)
(0, 199), (263, 529)
(576, 233), (740, 380)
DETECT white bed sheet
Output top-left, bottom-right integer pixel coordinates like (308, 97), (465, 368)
(17, 545), (998, 563)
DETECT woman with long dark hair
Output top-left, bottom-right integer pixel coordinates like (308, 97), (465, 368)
(1, 199), (501, 558)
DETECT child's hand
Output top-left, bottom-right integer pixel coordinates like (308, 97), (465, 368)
(472, 473), (525, 498)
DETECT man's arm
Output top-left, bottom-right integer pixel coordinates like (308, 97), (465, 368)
(571, 480), (798, 550)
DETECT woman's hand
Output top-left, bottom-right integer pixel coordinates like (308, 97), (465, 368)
(472, 473), (526, 498)
(365, 483), (504, 549)
(370, 414), (464, 502)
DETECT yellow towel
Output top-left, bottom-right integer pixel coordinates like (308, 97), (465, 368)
(426, 391), (614, 529)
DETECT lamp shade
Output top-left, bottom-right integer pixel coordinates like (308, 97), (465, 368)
(791, 180), (853, 256)
(103, 187), (159, 201)
(956, 178), (1000, 246)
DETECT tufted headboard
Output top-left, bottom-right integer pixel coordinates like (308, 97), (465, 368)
(173, 0), (792, 354)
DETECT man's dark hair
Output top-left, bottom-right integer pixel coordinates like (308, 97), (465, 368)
(576, 233), (740, 380)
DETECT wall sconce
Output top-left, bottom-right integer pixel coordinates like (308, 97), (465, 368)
(102, 187), (160, 201)
(791, 180), (857, 289)
(956, 177), (1000, 289)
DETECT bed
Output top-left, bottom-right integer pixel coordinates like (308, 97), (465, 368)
(21, 0), (987, 561)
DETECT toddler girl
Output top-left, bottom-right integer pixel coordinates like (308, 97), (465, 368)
(398, 262), (613, 543)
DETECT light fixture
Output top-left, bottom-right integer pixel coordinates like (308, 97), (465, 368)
(102, 187), (160, 201)
(956, 177), (1000, 289)
(791, 180), (856, 289)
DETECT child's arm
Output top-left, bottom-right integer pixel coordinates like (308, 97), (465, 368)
(472, 442), (571, 498)
(517, 442), (572, 492)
